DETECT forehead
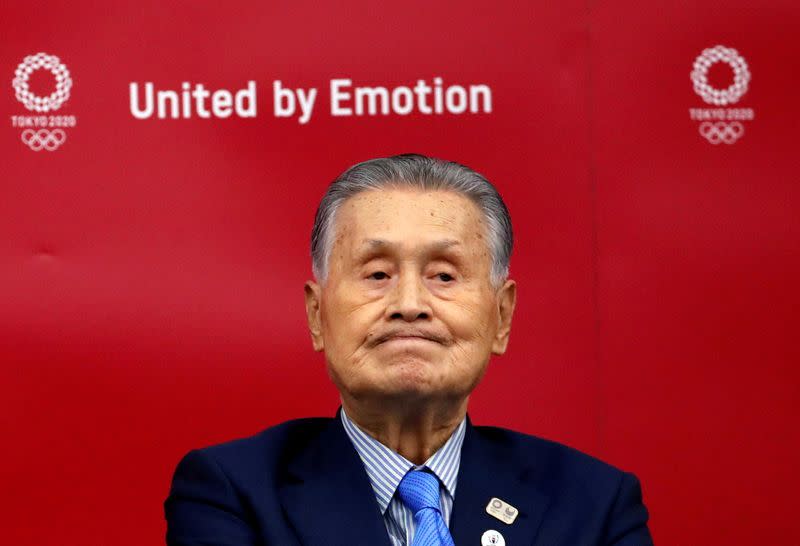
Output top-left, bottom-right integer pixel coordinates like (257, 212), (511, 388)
(333, 188), (487, 251)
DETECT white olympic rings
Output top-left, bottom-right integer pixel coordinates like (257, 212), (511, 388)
(691, 45), (750, 106)
(698, 121), (744, 145)
(12, 52), (73, 112)
(21, 129), (67, 151)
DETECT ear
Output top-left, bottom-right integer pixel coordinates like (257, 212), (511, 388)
(304, 280), (324, 351)
(491, 279), (517, 355)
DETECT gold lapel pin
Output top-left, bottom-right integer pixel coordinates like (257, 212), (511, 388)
(485, 497), (519, 525)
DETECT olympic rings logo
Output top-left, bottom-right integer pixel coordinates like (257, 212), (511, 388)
(12, 52), (72, 112)
(21, 129), (67, 151)
(698, 121), (744, 145)
(691, 45), (750, 106)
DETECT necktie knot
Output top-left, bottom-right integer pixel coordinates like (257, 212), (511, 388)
(397, 470), (441, 515)
(397, 469), (455, 546)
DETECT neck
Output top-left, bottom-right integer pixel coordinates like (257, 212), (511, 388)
(342, 396), (468, 464)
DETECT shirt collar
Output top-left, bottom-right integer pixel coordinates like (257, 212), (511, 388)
(340, 407), (466, 514)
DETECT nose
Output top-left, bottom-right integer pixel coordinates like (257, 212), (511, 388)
(386, 272), (432, 321)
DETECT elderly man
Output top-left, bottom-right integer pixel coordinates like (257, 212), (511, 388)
(165, 154), (653, 546)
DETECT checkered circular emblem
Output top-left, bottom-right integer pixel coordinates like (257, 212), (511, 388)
(12, 52), (73, 112)
(690, 45), (750, 106)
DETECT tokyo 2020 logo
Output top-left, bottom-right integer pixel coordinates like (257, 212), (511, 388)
(691, 46), (750, 106)
(688, 45), (754, 145)
(13, 53), (72, 112)
(10, 52), (77, 152)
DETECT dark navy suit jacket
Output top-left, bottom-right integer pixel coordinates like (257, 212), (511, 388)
(165, 415), (653, 545)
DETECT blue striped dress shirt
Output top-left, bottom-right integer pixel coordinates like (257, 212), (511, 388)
(340, 409), (466, 546)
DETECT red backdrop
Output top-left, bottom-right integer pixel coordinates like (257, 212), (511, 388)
(2, 1), (798, 544)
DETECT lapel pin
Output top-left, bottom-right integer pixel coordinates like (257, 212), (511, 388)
(485, 497), (519, 524)
(481, 529), (506, 546)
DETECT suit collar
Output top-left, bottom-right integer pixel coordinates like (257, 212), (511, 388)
(278, 412), (550, 546)
(449, 417), (550, 545)
(278, 412), (392, 546)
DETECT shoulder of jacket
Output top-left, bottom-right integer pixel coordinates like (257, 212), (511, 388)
(192, 417), (333, 469)
(472, 424), (626, 481)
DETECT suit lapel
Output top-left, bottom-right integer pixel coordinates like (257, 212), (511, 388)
(278, 415), (392, 546)
(450, 419), (550, 546)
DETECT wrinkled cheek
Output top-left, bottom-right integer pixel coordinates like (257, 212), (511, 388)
(449, 340), (492, 384)
(475, 316), (498, 346)
(325, 340), (370, 390)
(451, 320), (493, 349)
(449, 340), (472, 361)
(320, 309), (352, 353)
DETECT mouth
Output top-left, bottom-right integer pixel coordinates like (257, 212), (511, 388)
(381, 335), (437, 344)
(371, 332), (448, 346)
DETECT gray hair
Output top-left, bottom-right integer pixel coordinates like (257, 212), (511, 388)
(311, 154), (513, 286)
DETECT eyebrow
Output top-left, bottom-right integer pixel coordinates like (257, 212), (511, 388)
(359, 238), (462, 253)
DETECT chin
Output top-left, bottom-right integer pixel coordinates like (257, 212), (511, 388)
(380, 360), (444, 396)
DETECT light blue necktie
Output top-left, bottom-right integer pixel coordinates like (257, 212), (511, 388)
(397, 470), (456, 546)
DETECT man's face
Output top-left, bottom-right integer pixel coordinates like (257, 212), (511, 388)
(304, 188), (516, 405)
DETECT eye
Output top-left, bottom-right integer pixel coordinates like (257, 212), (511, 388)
(368, 271), (389, 280)
(436, 272), (455, 282)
